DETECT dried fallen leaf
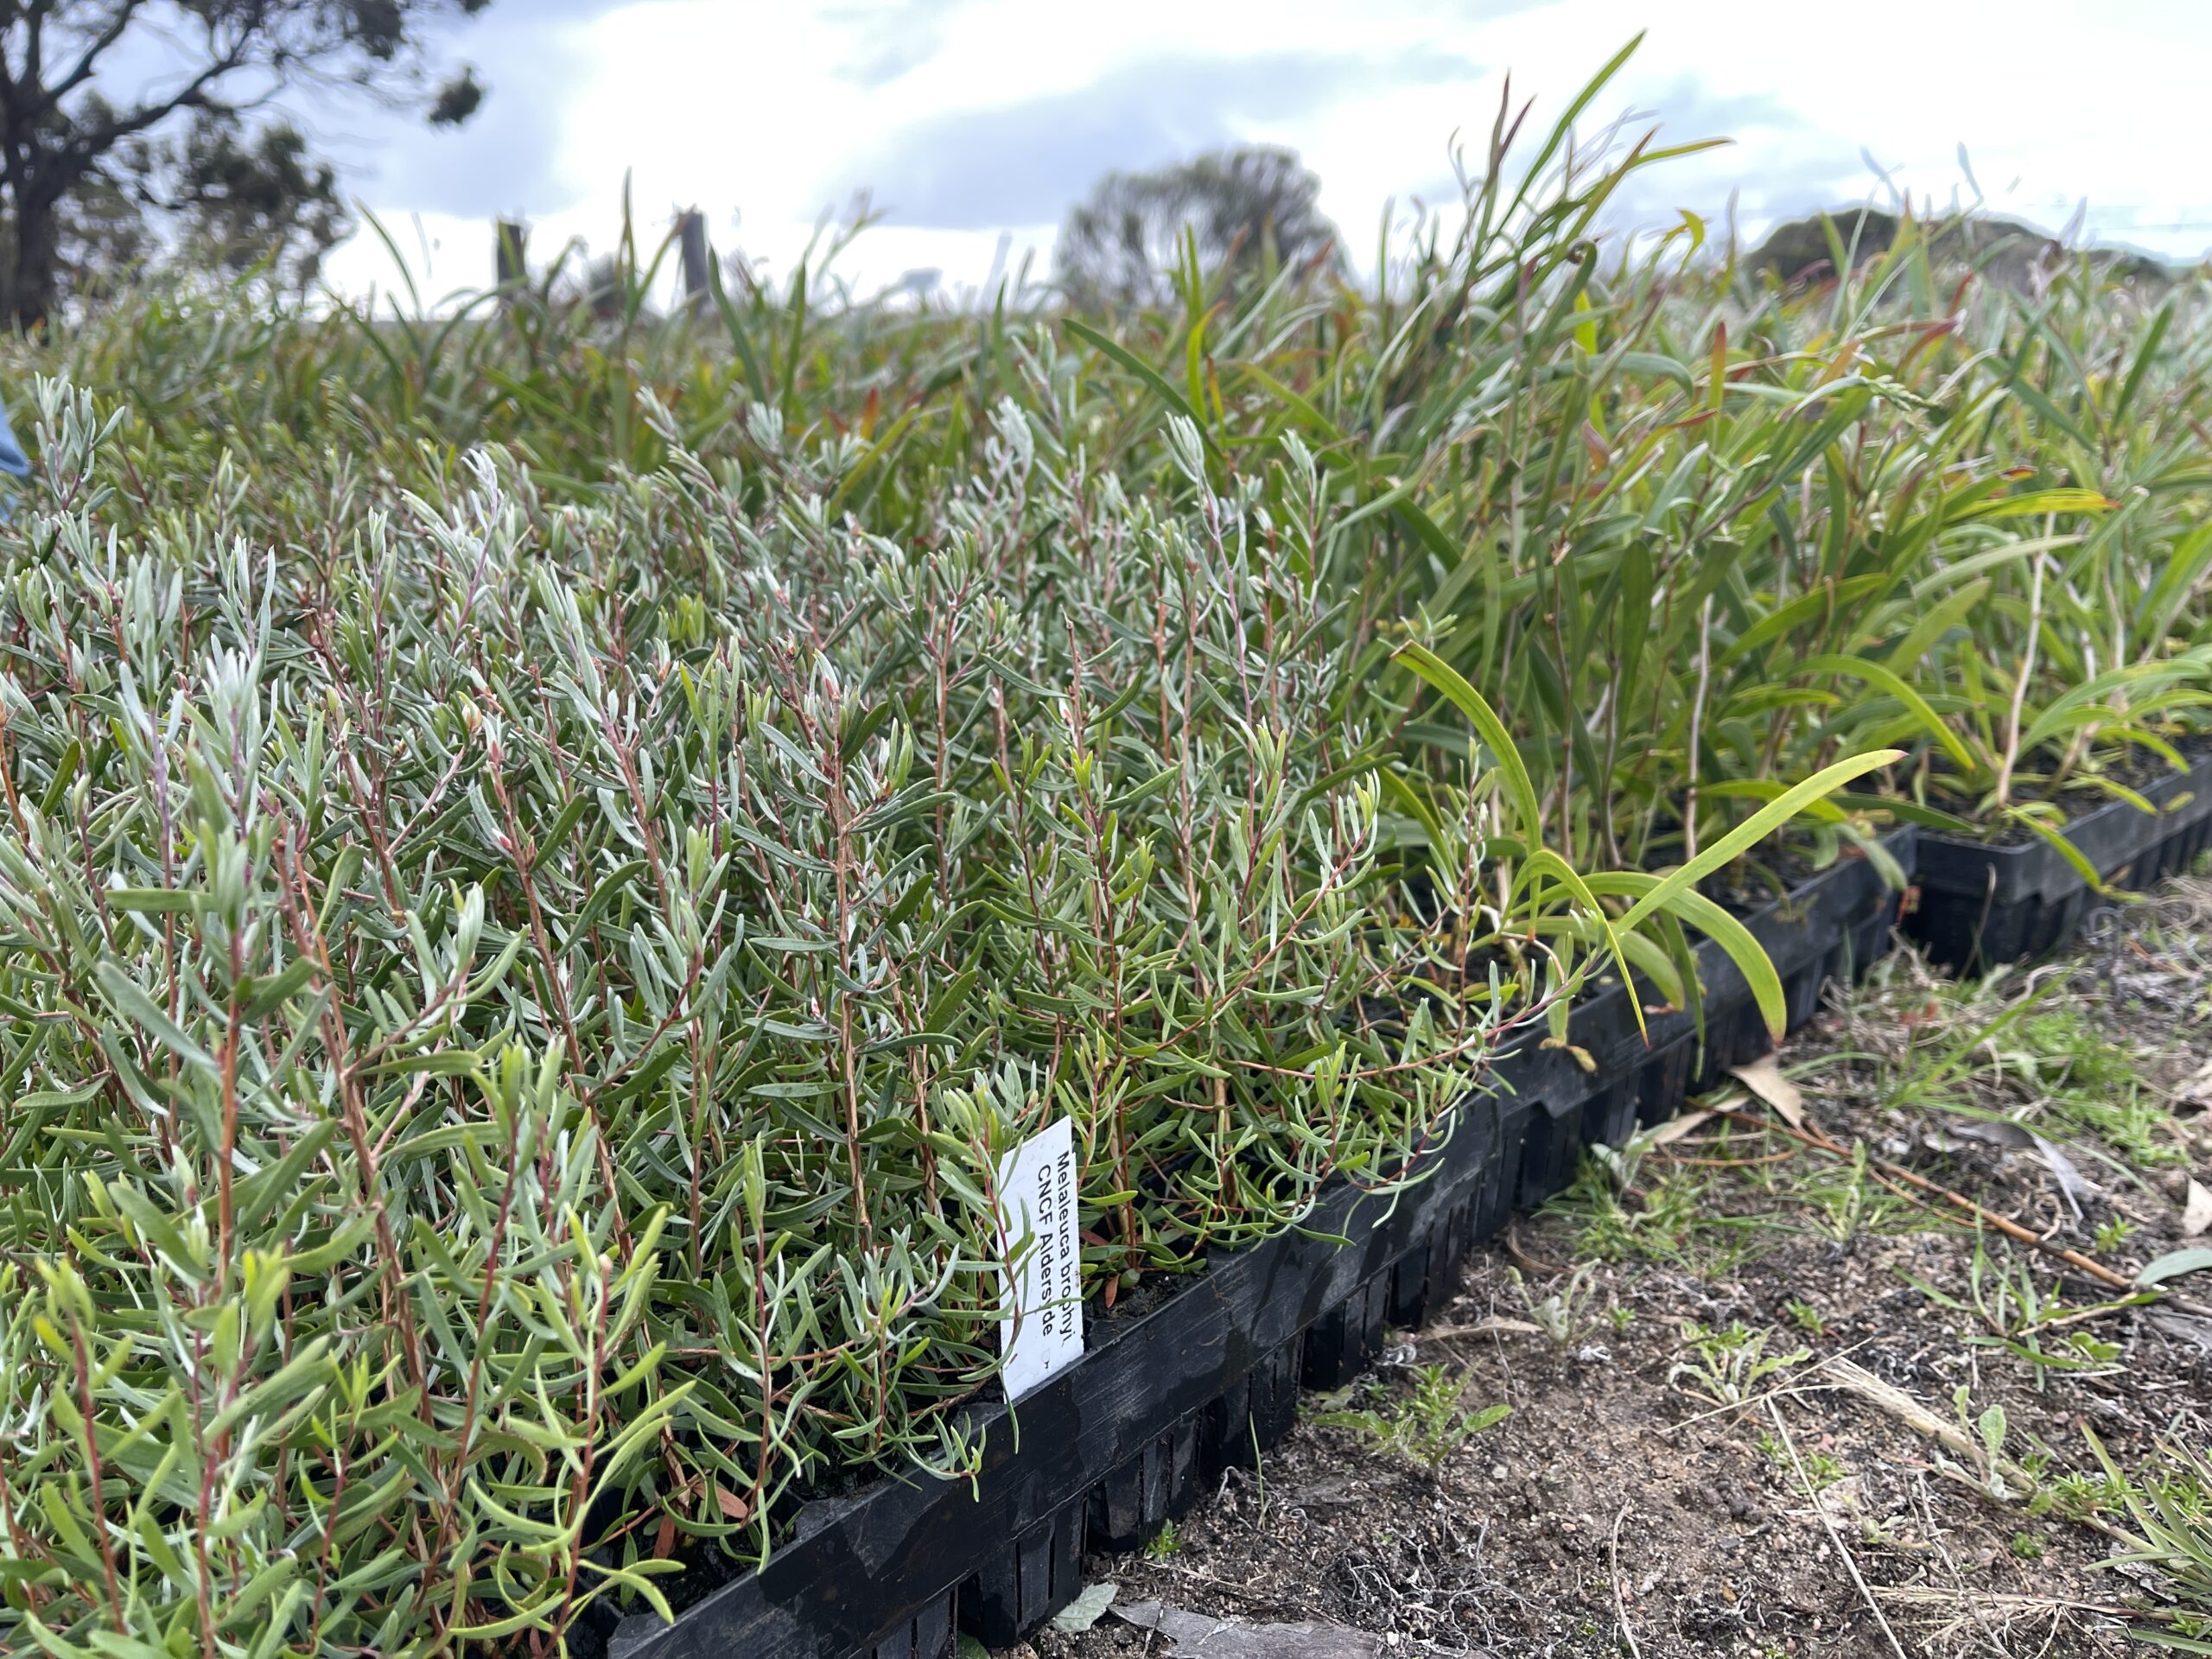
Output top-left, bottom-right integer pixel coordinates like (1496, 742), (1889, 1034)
(1116, 1600), (1383, 1657)
(2032, 1135), (2093, 1218)
(1947, 1119), (2093, 1215)
(1424, 1316), (1543, 1340)
(1648, 1108), (1719, 1147)
(2149, 1311), (2212, 1354)
(1728, 1053), (1805, 1128)
(2183, 1179), (2212, 1238)
(713, 1484), (749, 1522)
(1052, 1582), (1117, 1633)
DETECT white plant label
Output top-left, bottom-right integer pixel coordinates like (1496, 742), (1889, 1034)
(995, 1116), (1083, 1402)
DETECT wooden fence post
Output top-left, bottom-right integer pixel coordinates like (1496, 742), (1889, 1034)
(495, 219), (531, 295)
(677, 209), (710, 307)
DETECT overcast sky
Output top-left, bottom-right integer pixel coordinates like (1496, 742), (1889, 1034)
(312, 0), (2212, 303)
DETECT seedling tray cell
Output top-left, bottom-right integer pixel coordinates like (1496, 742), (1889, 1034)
(868, 1599), (954, 1659)
(1910, 757), (2212, 971)
(1493, 828), (1915, 1202)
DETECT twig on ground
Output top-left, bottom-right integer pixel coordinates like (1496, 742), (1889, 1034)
(1423, 1317), (1543, 1341)
(1661, 1342), (1875, 1433)
(1766, 1397), (1910, 1659)
(1609, 1498), (1642, 1659)
(1137, 1561), (1317, 1622)
(1503, 1224), (1567, 1276)
(1707, 1105), (2212, 1318)
(1662, 1379), (1838, 1433)
(1872, 1585), (2140, 1617)
(1914, 1473), (2012, 1659)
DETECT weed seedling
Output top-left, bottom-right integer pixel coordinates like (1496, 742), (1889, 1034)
(1667, 1321), (1809, 1408)
(1934, 1389), (2027, 1504)
(1310, 1363), (1511, 1477)
(1588, 1127), (1658, 1196)
(1555, 1155), (1752, 1269)
(1907, 1231), (2149, 1390)
(2055, 1083), (2190, 1170)
(2085, 1427), (2212, 1626)
(2031, 1467), (2128, 1522)
(1248, 1419), (1268, 1527)
(1757, 1427), (1843, 1491)
(1987, 1007), (2188, 1169)
(1510, 1264), (1597, 1348)
(1143, 1519), (1182, 1562)
(1796, 1137), (1910, 1247)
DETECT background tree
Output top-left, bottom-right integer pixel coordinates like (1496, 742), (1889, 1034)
(1055, 144), (1341, 312)
(161, 115), (348, 289)
(0, 1), (494, 327)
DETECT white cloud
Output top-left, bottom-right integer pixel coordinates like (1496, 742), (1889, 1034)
(821, 48), (1484, 231)
(319, 0), (2212, 304)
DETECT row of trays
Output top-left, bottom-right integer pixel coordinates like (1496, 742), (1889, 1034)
(607, 754), (2212, 1658)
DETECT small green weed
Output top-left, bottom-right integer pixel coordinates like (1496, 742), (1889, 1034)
(1667, 1321), (1809, 1408)
(1588, 1128), (1656, 1197)
(1510, 1264), (1596, 1348)
(1803, 1139), (1872, 1245)
(1757, 1427), (1843, 1491)
(1906, 1232), (2149, 1390)
(1981, 1007), (2184, 1168)
(1792, 1138), (1913, 1245)
(1933, 1388), (2032, 1504)
(1143, 1519), (1183, 1562)
(1554, 1153), (1761, 1271)
(2086, 1429), (2212, 1645)
(2009, 1007), (2142, 1094)
(2031, 1466), (2129, 1522)
(1310, 1363), (1511, 1476)
(2053, 1085), (2191, 1170)
(1783, 1297), (1827, 1337)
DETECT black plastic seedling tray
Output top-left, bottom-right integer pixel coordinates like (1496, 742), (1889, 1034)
(606, 1090), (1512, 1659)
(1493, 826), (1916, 1208)
(604, 830), (1916, 1659)
(1909, 756), (2212, 971)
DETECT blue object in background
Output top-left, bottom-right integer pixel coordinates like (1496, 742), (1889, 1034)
(0, 397), (27, 478)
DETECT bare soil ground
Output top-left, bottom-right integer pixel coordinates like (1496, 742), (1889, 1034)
(1028, 880), (2212, 1659)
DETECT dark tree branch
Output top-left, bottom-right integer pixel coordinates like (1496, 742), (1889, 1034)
(72, 46), (256, 158)
(23, 0), (54, 90)
(38, 0), (149, 111)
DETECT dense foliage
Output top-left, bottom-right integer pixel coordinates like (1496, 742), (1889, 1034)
(2, 47), (2209, 1656)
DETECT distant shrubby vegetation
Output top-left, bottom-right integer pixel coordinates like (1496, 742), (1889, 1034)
(1746, 205), (2177, 291)
(2, 38), (2210, 1656)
